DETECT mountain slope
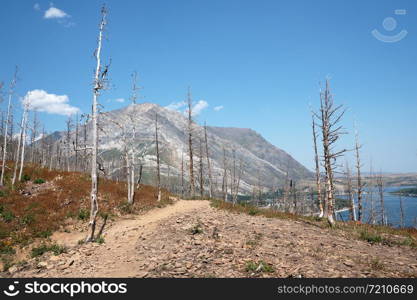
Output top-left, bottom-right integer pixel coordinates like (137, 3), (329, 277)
(50, 103), (312, 192)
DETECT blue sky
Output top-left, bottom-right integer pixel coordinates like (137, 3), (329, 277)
(0, 0), (416, 173)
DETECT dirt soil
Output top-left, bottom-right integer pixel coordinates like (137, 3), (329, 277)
(7, 200), (417, 278)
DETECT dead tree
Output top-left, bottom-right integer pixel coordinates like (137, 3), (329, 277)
(155, 112), (161, 202)
(86, 5), (108, 243)
(12, 101), (28, 186)
(232, 159), (243, 204)
(187, 87), (195, 197)
(376, 173), (386, 225)
(204, 122), (213, 198)
(0, 67), (18, 186)
(316, 79), (347, 226)
(367, 161), (376, 224)
(18, 101), (29, 182)
(65, 116), (73, 171)
(399, 195), (405, 228)
(222, 147), (228, 201)
(345, 162), (357, 221)
(354, 127), (364, 222)
(311, 113), (324, 217)
(74, 113), (79, 171)
(198, 137), (204, 198)
(181, 151), (184, 198)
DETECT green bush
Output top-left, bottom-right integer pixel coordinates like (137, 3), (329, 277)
(94, 236), (105, 244)
(33, 178), (45, 184)
(35, 230), (52, 238)
(245, 260), (274, 273)
(21, 214), (35, 225)
(78, 208), (90, 220)
(359, 231), (383, 244)
(1, 210), (15, 223)
(31, 244), (66, 258)
(22, 174), (31, 182)
(248, 208), (258, 216)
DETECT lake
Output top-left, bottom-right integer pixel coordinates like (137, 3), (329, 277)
(338, 186), (417, 228)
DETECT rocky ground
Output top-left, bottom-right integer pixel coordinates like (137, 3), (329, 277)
(6, 200), (417, 278)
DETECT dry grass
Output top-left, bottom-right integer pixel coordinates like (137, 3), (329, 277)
(211, 199), (417, 248)
(0, 163), (171, 269)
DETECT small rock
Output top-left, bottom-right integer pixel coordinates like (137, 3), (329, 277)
(37, 262), (48, 269)
(8, 266), (18, 274)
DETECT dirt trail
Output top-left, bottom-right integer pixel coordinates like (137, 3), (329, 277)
(13, 200), (208, 278)
(9, 199), (417, 278)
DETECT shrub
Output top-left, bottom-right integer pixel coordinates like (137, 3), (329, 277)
(34, 178), (45, 184)
(22, 174), (31, 182)
(35, 230), (52, 238)
(31, 244), (66, 258)
(21, 214), (35, 225)
(1, 210), (15, 223)
(31, 244), (50, 257)
(360, 231), (383, 244)
(94, 236), (105, 244)
(245, 260), (274, 273)
(190, 222), (203, 235)
(78, 208), (90, 221)
(248, 208), (258, 216)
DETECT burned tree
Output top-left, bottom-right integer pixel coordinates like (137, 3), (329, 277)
(155, 112), (161, 202)
(187, 87), (195, 198)
(311, 112), (324, 217)
(354, 128), (365, 222)
(86, 5), (108, 242)
(376, 173), (386, 225)
(315, 79), (347, 226)
(0, 67), (18, 186)
(204, 122), (213, 198)
(345, 162), (357, 221)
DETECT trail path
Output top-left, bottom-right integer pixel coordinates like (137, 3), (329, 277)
(10, 200), (417, 278)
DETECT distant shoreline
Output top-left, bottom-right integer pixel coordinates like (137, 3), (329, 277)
(389, 187), (417, 198)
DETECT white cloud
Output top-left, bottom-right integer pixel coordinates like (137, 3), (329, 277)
(34, 3), (41, 11)
(165, 101), (186, 111)
(214, 105), (224, 111)
(115, 98), (125, 103)
(44, 6), (69, 19)
(165, 100), (208, 116)
(23, 89), (80, 116)
(192, 100), (208, 116)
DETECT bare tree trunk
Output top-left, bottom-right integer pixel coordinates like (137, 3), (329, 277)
(222, 147), (227, 201)
(12, 103), (27, 186)
(198, 137), (204, 198)
(1, 67), (18, 186)
(204, 123), (213, 198)
(18, 103), (29, 182)
(187, 87), (195, 198)
(399, 195), (405, 228)
(311, 113), (324, 217)
(345, 162), (357, 221)
(155, 113), (161, 202)
(86, 5), (107, 242)
(377, 173), (386, 225)
(355, 128), (364, 222)
(316, 79), (347, 226)
(181, 151), (184, 198)
(75, 113), (79, 172)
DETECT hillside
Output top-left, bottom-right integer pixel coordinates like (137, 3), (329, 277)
(0, 164), (171, 272)
(5, 197), (417, 278)
(45, 103), (312, 192)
